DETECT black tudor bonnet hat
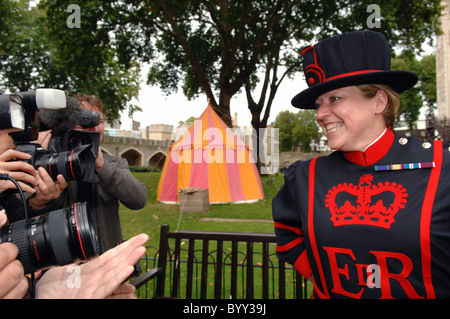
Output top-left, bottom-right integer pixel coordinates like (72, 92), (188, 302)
(291, 30), (418, 109)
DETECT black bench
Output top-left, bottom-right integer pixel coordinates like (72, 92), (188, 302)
(130, 224), (308, 299)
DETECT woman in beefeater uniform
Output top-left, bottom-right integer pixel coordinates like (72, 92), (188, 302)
(272, 30), (450, 299)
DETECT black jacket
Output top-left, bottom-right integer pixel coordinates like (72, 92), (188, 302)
(273, 129), (450, 299)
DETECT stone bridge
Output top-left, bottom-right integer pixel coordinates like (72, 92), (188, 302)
(100, 136), (172, 170)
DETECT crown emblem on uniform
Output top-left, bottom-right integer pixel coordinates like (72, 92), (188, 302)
(325, 174), (408, 229)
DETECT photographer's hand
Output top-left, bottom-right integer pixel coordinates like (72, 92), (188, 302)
(94, 147), (104, 173)
(29, 168), (68, 210)
(33, 130), (52, 150)
(0, 211), (29, 299)
(0, 150), (38, 195)
(106, 282), (136, 299)
(34, 233), (149, 299)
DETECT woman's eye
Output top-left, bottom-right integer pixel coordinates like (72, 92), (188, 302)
(330, 96), (341, 103)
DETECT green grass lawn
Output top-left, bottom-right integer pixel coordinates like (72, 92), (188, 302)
(119, 171), (286, 247)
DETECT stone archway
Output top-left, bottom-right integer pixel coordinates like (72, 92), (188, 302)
(121, 147), (144, 166)
(148, 151), (166, 170)
(100, 146), (112, 156)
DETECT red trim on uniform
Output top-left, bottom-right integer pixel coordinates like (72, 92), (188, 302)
(276, 237), (304, 252)
(301, 44), (383, 86)
(301, 45), (316, 64)
(301, 45), (312, 55)
(344, 128), (395, 166)
(274, 222), (302, 235)
(294, 250), (313, 279)
(308, 157), (330, 298)
(420, 140), (442, 299)
(325, 70), (383, 82)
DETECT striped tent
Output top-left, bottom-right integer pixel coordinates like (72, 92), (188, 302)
(157, 105), (264, 204)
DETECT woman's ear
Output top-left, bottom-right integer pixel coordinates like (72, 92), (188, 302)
(374, 89), (388, 114)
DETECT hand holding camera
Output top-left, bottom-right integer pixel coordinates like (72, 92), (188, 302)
(2, 89), (99, 185)
(0, 88), (149, 299)
(0, 89), (100, 275)
(0, 149), (37, 195)
(0, 211), (28, 299)
(28, 167), (68, 210)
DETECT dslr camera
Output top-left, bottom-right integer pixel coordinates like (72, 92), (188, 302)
(43, 106), (101, 171)
(0, 89), (99, 273)
(3, 89), (99, 183)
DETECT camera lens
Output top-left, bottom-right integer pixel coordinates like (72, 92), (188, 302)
(0, 202), (99, 274)
(35, 144), (96, 183)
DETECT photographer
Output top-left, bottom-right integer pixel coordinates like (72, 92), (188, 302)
(68, 94), (148, 253)
(0, 128), (67, 223)
(0, 90), (149, 298)
(39, 94), (147, 252)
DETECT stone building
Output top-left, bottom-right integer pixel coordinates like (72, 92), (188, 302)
(436, 0), (450, 120)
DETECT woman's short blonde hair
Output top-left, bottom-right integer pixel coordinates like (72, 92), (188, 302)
(357, 84), (400, 130)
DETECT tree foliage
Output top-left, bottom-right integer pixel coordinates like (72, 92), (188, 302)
(274, 109), (319, 152)
(0, 0), (141, 124)
(0, 0), (443, 128)
(392, 53), (436, 129)
(0, 1), (51, 92)
(118, 0), (442, 128)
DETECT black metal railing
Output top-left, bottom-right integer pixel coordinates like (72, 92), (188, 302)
(133, 225), (310, 299)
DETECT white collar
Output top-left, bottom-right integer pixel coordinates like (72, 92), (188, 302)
(364, 127), (387, 152)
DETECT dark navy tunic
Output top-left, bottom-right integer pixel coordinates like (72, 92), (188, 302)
(272, 128), (450, 299)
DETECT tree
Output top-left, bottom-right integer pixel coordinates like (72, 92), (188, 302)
(140, 0), (315, 128)
(274, 109), (319, 152)
(392, 53), (436, 130)
(292, 110), (320, 152)
(42, 0), (144, 124)
(0, 0), (142, 124)
(0, 0), (52, 92)
(419, 54), (437, 115)
(274, 110), (297, 152)
(2, 0), (444, 128)
(178, 116), (197, 125)
(117, 0), (443, 129)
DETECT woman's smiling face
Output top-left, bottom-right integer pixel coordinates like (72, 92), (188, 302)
(315, 86), (388, 152)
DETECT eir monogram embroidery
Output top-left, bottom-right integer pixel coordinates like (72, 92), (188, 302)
(325, 174), (408, 229)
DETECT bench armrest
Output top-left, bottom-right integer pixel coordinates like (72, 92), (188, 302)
(130, 267), (164, 289)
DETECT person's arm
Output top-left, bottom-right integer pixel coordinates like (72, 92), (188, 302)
(96, 154), (147, 209)
(272, 161), (313, 280)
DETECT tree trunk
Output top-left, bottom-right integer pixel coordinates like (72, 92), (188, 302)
(214, 91), (233, 128)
